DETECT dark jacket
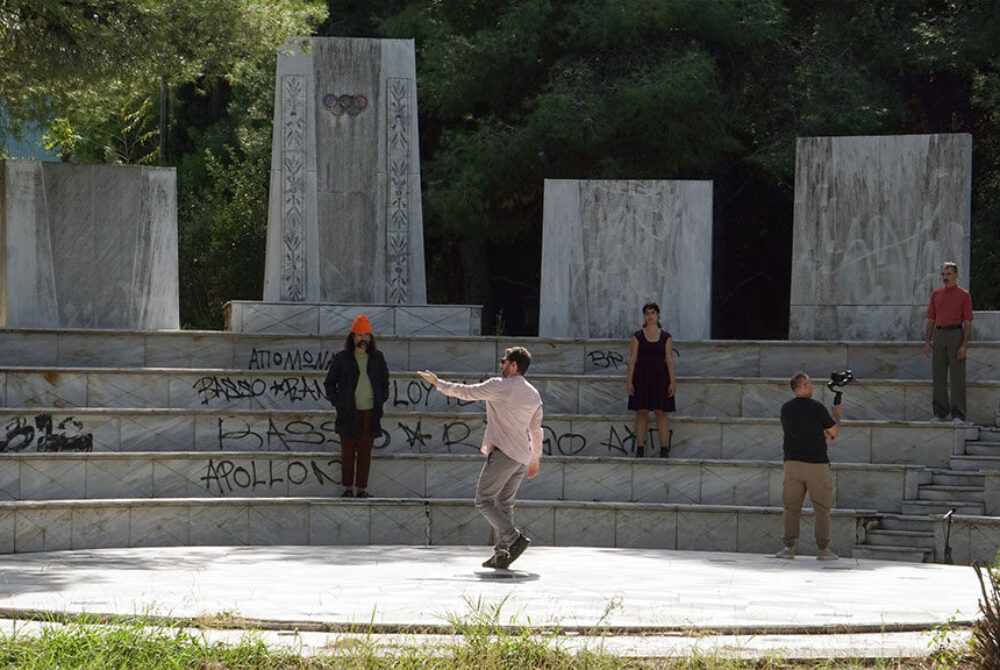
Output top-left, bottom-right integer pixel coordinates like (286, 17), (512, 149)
(323, 349), (390, 439)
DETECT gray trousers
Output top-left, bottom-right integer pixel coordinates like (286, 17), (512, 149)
(932, 327), (966, 420)
(475, 448), (527, 551)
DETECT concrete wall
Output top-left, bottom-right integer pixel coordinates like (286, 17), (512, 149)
(791, 134), (972, 341)
(264, 37), (426, 305)
(0, 160), (178, 329)
(539, 179), (712, 340)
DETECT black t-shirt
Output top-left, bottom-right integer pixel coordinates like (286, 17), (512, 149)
(780, 396), (835, 463)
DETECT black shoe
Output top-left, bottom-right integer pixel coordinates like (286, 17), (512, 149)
(496, 534), (531, 569)
(341, 490), (354, 498)
(356, 490), (371, 498)
(659, 446), (670, 458)
(635, 446), (645, 458)
(482, 550), (508, 569)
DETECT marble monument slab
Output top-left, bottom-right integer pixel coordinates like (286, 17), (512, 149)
(264, 37), (426, 305)
(790, 134), (972, 340)
(0, 160), (178, 330)
(539, 179), (712, 340)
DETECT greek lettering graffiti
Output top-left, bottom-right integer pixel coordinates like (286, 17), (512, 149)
(587, 350), (626, 370)
(601, 425), (635, 456)
(200, 457), (340, 495)
(247, 347), (334, 371)
(391, 380), (474, 408)
(0, 414), (93, 453)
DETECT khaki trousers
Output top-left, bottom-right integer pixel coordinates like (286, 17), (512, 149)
(782, 460), (834, 549)
(932, 326), (966, 420)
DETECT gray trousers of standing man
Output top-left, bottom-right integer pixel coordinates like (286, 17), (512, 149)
(475, 448), (527, 551)
(932, 327), (967, 421)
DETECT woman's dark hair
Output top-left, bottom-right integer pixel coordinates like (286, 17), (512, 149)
(640, 302), (661, 329)
(344, 332), (378, 352)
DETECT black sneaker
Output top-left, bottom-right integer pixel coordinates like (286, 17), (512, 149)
(496, 534), (531, 569)
(340, 490), (354, 498)
(635, 446), (645, 458)
(482, 550), (508, 569)
(659, 446), (670, 458)
(356, 490), (371, 498)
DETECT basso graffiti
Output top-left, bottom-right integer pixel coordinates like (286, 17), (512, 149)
(193, 376), (326, 405)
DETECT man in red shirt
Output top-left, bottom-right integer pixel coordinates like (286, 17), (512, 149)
(924, 262), (973, 423)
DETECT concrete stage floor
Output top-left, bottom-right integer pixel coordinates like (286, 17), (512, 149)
(0, 545), (984, 659)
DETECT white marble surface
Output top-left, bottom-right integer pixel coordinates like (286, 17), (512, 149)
(264, 38), (426, 305)
(7, 329), (1000, 378)
(791, 134), (972, 340)
(539, 179), (712, 340)
(1, 160), (178, 329)
(0, 452), (924, 518)
(226, 302), (481, 336)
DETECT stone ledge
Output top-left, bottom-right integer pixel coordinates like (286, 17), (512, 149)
(224, 302), (482, 336)
(0, 450), (924, 514)
(0, 407), (969, 465)
(4, 328), (1000, 380)
(0, 497), (863, 556)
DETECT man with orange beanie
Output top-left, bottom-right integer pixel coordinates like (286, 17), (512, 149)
(323, 314), (390, 498)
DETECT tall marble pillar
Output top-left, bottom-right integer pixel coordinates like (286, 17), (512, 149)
(539, 179), (713, 340)
(790, 134), (972, 341)
(0, 160), (179, 329)
(264, 37), (427, 305)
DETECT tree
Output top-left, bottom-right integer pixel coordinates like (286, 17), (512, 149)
(0, 0), (325, 157)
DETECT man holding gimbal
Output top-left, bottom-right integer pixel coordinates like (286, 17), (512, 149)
(775, 371), (848, 561)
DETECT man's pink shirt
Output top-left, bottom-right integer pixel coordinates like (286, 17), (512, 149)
(435, 375), (543, 466)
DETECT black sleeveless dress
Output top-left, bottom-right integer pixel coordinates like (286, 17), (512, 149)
(627, 329), (676, 412)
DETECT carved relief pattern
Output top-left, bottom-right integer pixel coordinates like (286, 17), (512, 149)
(281, 75), (307, 301)
(386, 78), (411, 304)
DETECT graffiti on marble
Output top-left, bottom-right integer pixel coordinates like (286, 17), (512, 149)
(193, 375), (326, 405)
(390, 379), (475, 408)
(247, 347), (334, 371)
(0, 414), (93, 453)
(587, 350), (626, 370)
(201, 457), (340, 494)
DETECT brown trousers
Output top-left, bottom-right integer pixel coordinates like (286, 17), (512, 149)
(782, 460), (834, 549)
(341, 409), (374, 488)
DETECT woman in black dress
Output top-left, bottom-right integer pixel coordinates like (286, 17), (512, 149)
(625, 302), (676, 458)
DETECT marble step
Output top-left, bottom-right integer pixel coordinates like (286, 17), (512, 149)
(963, 443), (1000, 456)
(0, 451), (922, 514)
(850, 545), (931, 563)
(875, 514), (934, 533)
(864, 529), (935, 549)
(0, 497), (863, 557)
(976, 428), (1000, 443)
(0, 407), (965, 467)
(918, 485), (984, 503)
(900, 500), (984, 516)
(949, 455), (1000, 471)
(4, 328), (1000, 381)
(930, 470), (984, 486)
(2, 366), (997, 426)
